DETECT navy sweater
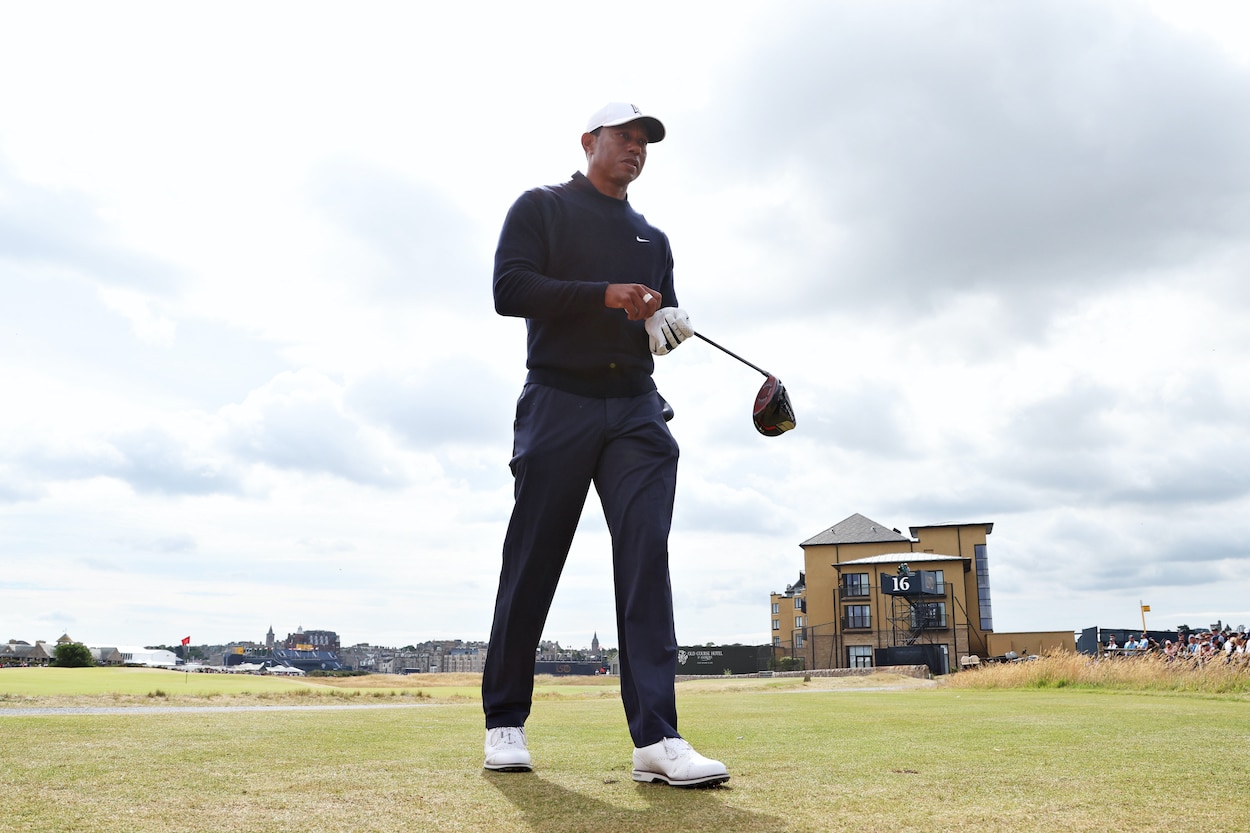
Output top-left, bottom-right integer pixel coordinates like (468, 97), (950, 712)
(493, 172), (677, 398)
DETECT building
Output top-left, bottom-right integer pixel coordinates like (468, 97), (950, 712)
(772, 513), (995, 675)
(442, 646), (486, 673)
(284, 627), (339, 651)
(770, 572), (808, 653)
(0, 640), (54, 667)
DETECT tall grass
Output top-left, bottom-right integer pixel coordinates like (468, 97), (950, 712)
(946, 649), (1250, 695)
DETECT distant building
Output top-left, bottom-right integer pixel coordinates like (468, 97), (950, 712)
(284, 627), (340, 651)
(772, 513), (995, 675)
(442, 646), (486, 673)
(0, 640), (53, 667)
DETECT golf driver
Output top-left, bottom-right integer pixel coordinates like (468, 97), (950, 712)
(693, 332), (796, 437)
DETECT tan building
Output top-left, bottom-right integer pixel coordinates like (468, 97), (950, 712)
(771, 513), (995, 674)
(769, 573), (808, 658)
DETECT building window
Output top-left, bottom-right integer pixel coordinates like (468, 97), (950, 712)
(848, 646), (873, 668)
(772, 619), (780, 631)
(772, 636), (781, 647)
(844, 605), (871, 630)
(795, 616), (804, 629)
(772, 602), (779, 614)
(975, 544), (994, 631)
(795, 633), (804, 649)
(794, 597), (803, 609)
(910, 602), (947, 629)
(842, 573), (870, 597)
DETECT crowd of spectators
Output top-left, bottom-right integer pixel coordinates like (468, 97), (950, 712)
(1103, 624), (1247, 663)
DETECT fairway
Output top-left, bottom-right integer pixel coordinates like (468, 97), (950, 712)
(3, 671), (1248, 833)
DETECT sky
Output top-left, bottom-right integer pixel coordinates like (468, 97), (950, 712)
(3, 1), (1249, 651)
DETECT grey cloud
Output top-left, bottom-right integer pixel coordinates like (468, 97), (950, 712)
(804, 381), (916, 459)
(10, 434), (241, 498)
(297, 537), (357, 554)
(111, 430), (242, 496)
(691, 2), (1250, 325)
(888, 479), (1043, 522)
(992, 375), (1250, 508)
(135, 534), (197, 554)
(346, 358), (517, 449)
(0, 160), (182, 292)
(677, 486), (793, 535)
(226, 391), (407, 488)
(310, 159), (490, 305)
(4, 238), (288, 413)
(0, 467), (44, 503)
(78, 557), (127, 573)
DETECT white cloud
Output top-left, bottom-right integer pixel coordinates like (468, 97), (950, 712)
(3, 1), (1250, 649)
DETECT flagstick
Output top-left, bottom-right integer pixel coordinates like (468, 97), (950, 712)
(1140, 601), (1147, 633)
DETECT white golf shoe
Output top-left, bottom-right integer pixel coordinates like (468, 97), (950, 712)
(631, 738), (729, 787)
(483, 726), (532, 772)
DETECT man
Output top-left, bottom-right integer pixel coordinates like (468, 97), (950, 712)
(482, 103), (729, 788)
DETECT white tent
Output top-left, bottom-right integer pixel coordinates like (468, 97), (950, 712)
(108, 647), (179, 668)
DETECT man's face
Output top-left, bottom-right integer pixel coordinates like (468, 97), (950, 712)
(583, 121), (650, 192)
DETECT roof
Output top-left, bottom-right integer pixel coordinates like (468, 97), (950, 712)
(908, 521), (994, 536)
(835, 552), (967, 567)
(801, 513), (911, 547)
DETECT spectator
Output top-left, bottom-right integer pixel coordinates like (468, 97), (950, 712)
(1105, 634), (1119, 651)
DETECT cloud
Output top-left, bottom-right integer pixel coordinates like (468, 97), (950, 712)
(689, 1), (1250, 329)
(96, 287), (177, 347)
(222, 369), (412, 488)
(346, 357), (517, 449)
(109, 428), (241, 496)
(4, 2), (1250, 647)
(0, 160), (182, 293)
(9, 430), (240, 498)
(309, 158), (493, 306)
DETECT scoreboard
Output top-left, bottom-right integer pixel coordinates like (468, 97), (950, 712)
(880, 569), (941, 596)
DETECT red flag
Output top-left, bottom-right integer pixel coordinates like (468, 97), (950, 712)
(181, 636), (191, 646)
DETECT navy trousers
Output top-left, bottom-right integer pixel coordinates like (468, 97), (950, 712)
(482, 383), (681, 747)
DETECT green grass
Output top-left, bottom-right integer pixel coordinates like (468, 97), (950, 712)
(2, 670), (1248, 832)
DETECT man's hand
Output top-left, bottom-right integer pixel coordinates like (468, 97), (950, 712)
(606, 284), (661, 321)
(645, 307), (693, 356)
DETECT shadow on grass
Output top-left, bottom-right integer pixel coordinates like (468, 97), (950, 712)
(484, 770), (796, 833)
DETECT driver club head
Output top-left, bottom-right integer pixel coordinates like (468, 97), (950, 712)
(753, 375), (796, 437)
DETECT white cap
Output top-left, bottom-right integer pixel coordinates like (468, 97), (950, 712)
(584, 102), (666, 143)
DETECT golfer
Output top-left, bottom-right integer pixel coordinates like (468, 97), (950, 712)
(482, 102), (729, 787)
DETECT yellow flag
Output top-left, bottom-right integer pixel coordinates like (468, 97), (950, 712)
(1141, 604), (1151, 612)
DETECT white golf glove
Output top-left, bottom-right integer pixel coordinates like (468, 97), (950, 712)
(645, 307), (693, 356)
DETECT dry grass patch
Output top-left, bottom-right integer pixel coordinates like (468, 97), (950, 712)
(944, 649), (1250, 696)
